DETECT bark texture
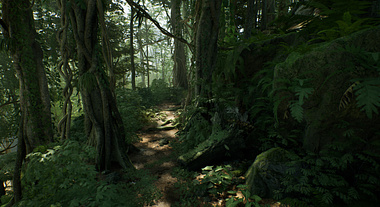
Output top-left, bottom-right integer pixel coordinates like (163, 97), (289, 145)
(172, 0), (188, 89)
(2, 0), (53, 203)
(194, 0), (222, 99)
(63, 0), (134, 171)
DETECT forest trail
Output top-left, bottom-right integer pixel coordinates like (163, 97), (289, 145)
(129, 103), (181, 207)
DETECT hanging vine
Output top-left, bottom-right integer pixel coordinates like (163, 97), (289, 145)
(57, 0), (74, 140)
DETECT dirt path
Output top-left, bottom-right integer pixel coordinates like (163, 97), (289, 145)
(129, 103), (181, 207)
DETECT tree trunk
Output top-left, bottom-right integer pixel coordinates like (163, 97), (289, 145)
(57, 0), (74, 140)
(244, 0), (256, 39)
(194, 0), (222, 99)
(65, 0), (134, 171)
(172, 0), (188, 89)
(1, 0), (53, 203)
(261, 0), (275, 31)
(130, 7), (136, 90)
(146, 45), (150, 87)
(137, 32), (146, 88)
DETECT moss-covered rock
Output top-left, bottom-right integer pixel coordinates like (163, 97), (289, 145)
(245, 147), (299, 198)
(177, 129), (248, 170)
(273, 27), (380, 152)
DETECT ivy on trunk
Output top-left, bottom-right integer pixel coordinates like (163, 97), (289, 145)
(60, 0), (134, 171)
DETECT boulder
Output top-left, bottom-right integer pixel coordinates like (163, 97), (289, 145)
(177, 129), (248, 171)
(245, 147), (299, 198)
(273, 27), (380, 152)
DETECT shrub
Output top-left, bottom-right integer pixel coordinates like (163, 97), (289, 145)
(18, 140), (159, 207)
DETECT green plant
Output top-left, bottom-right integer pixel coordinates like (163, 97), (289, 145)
(18, 140), (159, 207)
(171, 167), (203, 207)
(278, 140), (380, 206)
(289, 79), (315, 123)
(198, 165), (234, 197)
(226, 184), (263, 207)
(116, 88), (150, 143)
(336, 45), (380, 119)
(0, 152), (16, 183)
(317, 12), (370, 41)
(178, 107), (212, 152)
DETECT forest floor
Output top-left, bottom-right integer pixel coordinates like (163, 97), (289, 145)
(129, 103), (283, 207)
(129, 103), (181, 207)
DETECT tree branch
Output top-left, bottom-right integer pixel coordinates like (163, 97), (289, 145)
(0, 100), (19, 109)
(142, 37), (169, 47)
(125, 0), (193, 50)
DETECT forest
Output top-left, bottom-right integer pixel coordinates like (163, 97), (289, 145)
(0, 0), (380, 206)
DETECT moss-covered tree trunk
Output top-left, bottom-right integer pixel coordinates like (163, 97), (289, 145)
(194, 0), (221, 100)
(172, 0), (188, 89)
(64, 0), (134, 171)
(1, 0), (53, 203)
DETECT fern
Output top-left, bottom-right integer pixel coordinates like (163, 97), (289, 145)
(289, 81), (314, 123)
(339, 81), (359, 110)
(354, 78), (380, 118)
(281, 141), (380, 205)
(290, 102), (303, 123)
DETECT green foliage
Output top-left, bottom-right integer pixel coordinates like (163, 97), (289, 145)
(78, 72), (98, 92)
(1, 194), (12, 206)
(278, 141), (380, 206)
(0, 52), (19, 145)
(116, 88), (149, 143)
(335, 45), (380, 119)
(178, 109), (211, 152)
(0, 152), (16, 182)
(199, 165), (234, 196)
(69, 115), (86, 142)
(170, 167), (203, 207)
(289, 79), (314, 123)
(303, 0), (378, 41)
(137, 79), (185, 108)
(317, 12), (371, 41)
(18, 140), (159, 207)
(354, 78), (380, 118)
(226, 185), (263, 207)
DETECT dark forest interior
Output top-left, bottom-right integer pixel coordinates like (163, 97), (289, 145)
(1, 0), (380, 206)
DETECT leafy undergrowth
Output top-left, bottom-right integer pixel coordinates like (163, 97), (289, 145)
(5, 140), (160, 207)
(170, 163), (285, 207)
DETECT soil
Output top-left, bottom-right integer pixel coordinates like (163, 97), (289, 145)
(129, 103), (181, 207)
(128, 103), (283, 207)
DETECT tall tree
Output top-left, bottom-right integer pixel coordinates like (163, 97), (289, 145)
(244, 0), (256, 39)
(261, 0), (276, 30)
(130, 6), (136, 90)
(171, 0), (188, 89)
(1, 0), (53, 203)
(194, 0), (222, 100)
(58, 0), (134, 171)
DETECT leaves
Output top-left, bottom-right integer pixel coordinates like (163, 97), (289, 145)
(354, 78), (380, 118)
(290, 102), (303, 123)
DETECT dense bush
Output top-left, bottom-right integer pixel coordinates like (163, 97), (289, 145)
(116, 88), (151, 144)
(138, 79), (185, 108)
(17, 140), (159, 207)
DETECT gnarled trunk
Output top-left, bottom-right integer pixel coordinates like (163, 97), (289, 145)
(2, 0), (53, 203)
(64, 0), (134, 171)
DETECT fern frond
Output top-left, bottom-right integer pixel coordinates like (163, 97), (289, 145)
(354, 79), (380, 118)
(294, 86), (314, 105)
(322, 192), (334, 204)
(339, 81), (359, 110)
(290, 102), (303, 123)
